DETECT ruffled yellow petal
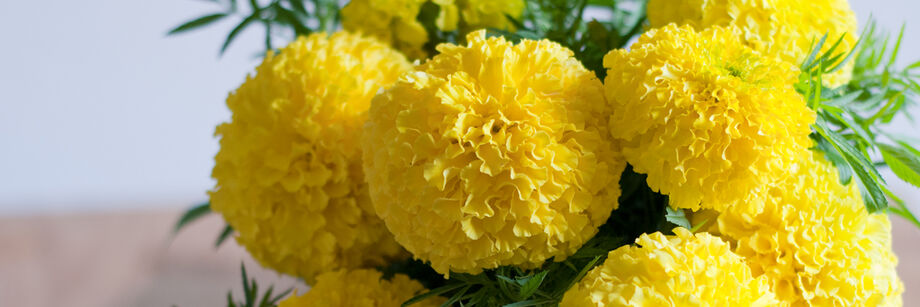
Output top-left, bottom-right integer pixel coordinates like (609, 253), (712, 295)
(707, 151), (904, 306)
(363, 30), (626, 275)
(647, 0), (859, 87)
(210, 31), (412, 283)
(604, 24), (814, 211)
(278, 269), (444, 307)
(561, 228), (779, 307)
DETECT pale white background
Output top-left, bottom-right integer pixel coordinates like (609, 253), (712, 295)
(0, 0), (917, 215)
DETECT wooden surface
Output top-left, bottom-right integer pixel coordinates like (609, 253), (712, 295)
(0, 211), (300, 307)
(0, 210), (917, 306)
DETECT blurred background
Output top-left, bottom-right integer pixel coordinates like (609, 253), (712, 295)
(0, 0), (917, 306)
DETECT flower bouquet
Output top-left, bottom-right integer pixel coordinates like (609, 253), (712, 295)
(170, 0), (920, 306)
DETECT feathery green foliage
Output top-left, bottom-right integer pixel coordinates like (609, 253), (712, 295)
(226, 263), (293, 307)
(168, 0), (341, 56)
(799, 20), (920, 224)
(490, 0), (647, 78)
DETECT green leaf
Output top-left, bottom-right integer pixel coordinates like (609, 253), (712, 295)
(885, 189), (920, 228)
(288, 0), (308, 14)
(274, 6), (311, 36)
(886, 24), (906, 68)
(174, 202), (211, 233)
(895, 140), (920, 156)
(258, 286), (274, 307)
(828, 111), (875, 145)
(402, 283), (467, 306)
(879, 143), (920, 187)
(439, 285), (471, 307)
(561, 256), (602, 296)
(878, 95), (907, 124)
(587, 0), (616, 7)
(221, 14), (260, 55)
(814, 137), (853, 184)
(495, 274), (517, 301)
(216, 224), (235, 248)
(802, 34), (828, 71)
(689, 217), (710, 233)
(518, 271), (548, 299)
(263, 19), (272, 51)
(886, 186), (920, 229)
(242, 263), (254, 307)
(817, 121), (883, 181)
(269, 287), (293, 305)
(504, 13), (527, 30)
(889, 205), (920, 229)
(827, 36), (860, 74)
(664, 207), (691, 229)
(465, 290), (489, 306)
(502, 299), (556, 307)
(851, 161), (889, 213)
(907, 59), (920, 70)
(168, 13), (228, 35)
(814, 122), (888, 212)
(822, 90), (862, 108)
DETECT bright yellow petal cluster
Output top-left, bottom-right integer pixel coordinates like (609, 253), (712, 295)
(560, 228), (779, 307)
(647, 0), (859, 87)
(710, 151), (904, 306)
(278, 269), (444, 307)
(342, 0), (525, 60)
(362, 30), (626, 275)
(604, 24), (815, 211)
(436, 0), (525, 32)
(210, 32), (412, 283)
(342, 0), (429, 60)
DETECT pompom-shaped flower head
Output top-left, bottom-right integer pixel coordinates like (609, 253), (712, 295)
(278, 269), (444, 307)
(604, 24), (815, 211)
(710, 151), (904, 306)
(646, 0), (859, 87)
(210, 32), (412, 283)
(363, 30), (626, 275)
(560, 228), (779, 307)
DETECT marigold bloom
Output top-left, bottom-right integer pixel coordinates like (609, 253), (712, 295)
(210, 32), (412, 283)
(342, 0), (524, 60)
(647, 0), (859, 87)
(561, 228), (779, 307)
(342, 0), (429, 60)
(436, 0), (525, 32)
(604, 24), (814, 211)
(363, 30), (625, 275)
(278, 269), (444, 307)
(712, 151), (904, 306)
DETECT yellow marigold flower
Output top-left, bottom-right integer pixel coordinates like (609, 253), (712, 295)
(278, 269), (444, 307)
(647, 0), (859, 87)
(341, 0), (524, 60)
(363, 30), (625, 275)
(435, 0), (525, 32)
(560, 228), (779, 307)
(342, 0), (429, 60)
(210, 32), (412, 283)
(604, 24), (814, 211)
(712, 151), (904, 306)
